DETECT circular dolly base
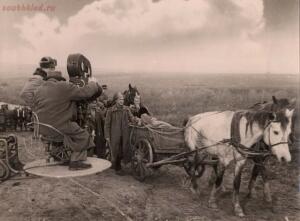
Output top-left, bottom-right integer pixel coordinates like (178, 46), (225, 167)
(24, 157), (111, 178)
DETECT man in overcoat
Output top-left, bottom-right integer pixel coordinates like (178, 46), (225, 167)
(34, 71), (102, 170)
(104, 92), (137, 175)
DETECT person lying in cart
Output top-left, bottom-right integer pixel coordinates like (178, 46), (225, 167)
(104, 92), (138, 175)
(139, 113), (177, 129)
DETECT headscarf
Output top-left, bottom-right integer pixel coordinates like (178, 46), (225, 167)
(112, 92), (123, 103)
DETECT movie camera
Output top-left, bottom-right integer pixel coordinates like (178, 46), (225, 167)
(66, 54), (106, 133)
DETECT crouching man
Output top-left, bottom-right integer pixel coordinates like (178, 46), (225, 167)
(34, 71), (102, 170)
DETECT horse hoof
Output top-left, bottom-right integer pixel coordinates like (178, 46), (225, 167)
(208, 201), (218, 209)
(247, 191), (257, 199)
(190, 187), (201, 196)
(234, 207), (245, 217)
(236, 212), (245, 217)
(264, 196), (272, 203)
(220, 185), (227, 193)
(190, 186), (196, 194)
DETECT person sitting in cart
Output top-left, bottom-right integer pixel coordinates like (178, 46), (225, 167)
(104, 92), (138, 175)
(139, 113), (174, 128)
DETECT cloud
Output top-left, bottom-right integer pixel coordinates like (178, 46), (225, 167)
(15, 0), (264, 42)
(4, 0), (298, 73)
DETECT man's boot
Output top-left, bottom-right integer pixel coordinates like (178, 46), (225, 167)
(69, 161), (92, 171)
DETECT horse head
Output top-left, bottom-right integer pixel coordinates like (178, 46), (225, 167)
(249, 96), (297, 156)
(124, 84), (141, 107)
(261, 109), (294, 162)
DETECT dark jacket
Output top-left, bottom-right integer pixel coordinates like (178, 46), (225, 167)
(104, 104), (136, 163)
(34, 78), (102, 151)
(20, 76), (44, 109)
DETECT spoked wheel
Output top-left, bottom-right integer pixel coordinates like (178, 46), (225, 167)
(0, 159), (10, 181)
(50, 145), (72, 163)
(131, 139), (153, 182)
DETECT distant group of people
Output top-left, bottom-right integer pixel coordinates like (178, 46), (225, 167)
(0, 104), (32, 132)
(19, 55), (153, 174)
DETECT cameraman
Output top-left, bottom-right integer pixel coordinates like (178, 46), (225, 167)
(20, 57), (57, 109)
(33, 71), (102, 170)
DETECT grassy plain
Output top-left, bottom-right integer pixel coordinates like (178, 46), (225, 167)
(1, 72), (298, 126)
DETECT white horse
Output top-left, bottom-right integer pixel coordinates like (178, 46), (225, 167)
(184, 107), (294, 217)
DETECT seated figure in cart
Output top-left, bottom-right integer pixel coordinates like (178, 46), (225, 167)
(139, 113), (173, 128)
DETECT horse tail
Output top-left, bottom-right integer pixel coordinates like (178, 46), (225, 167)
(182, 116), (189, 127)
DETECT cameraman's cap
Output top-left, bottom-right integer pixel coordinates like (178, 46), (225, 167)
(40, 57), (57, 69)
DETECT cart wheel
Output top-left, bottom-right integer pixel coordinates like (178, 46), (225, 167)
(0, 159), (10, 181)
(131, 139), (153, 182)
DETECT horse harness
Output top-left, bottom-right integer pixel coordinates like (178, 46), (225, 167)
(228, 111), (289, 161)
(187, 110), (289, 164)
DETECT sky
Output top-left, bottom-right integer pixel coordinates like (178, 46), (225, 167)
(0, 0), (299, 74)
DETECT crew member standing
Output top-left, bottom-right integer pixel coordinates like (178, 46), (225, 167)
(104, 92), (137, 175)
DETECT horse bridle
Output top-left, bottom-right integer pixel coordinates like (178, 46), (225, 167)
(229, 113), (289, 158)
(264, 119), (290, 149)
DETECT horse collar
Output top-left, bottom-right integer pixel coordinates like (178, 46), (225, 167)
(230, 111), (272, 158)
(230, 111), (244, 145)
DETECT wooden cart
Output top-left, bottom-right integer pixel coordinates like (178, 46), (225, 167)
(129, 124), (218, 181)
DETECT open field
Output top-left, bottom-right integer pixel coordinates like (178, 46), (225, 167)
(0, 73), (299, 221)
(0, 73), (298, 125)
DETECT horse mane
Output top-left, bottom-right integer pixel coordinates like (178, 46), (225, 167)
(245, 97), (292, 133)
(249, 98), (290, 112)
(242, 109), (289, 134)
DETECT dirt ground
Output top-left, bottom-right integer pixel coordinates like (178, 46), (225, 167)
(0, 132), (299, 221)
